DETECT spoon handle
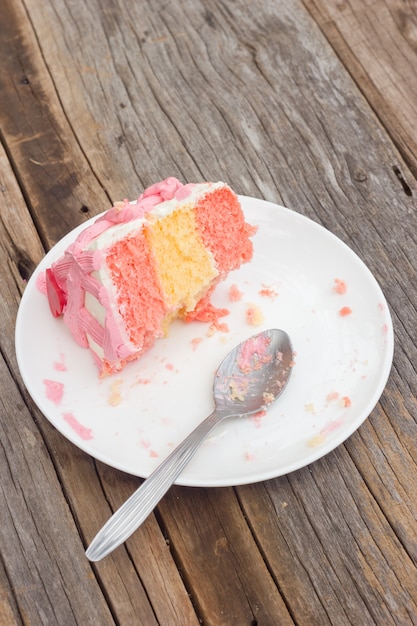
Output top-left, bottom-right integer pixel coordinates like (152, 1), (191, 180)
(86, 410), (224, 561)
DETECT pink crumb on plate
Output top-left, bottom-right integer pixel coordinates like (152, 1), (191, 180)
(208, 320), (230, 335)
(43, 379), (64, 405)
(215, 321), (229, 333)
(339, 306), (352, 317)
(139, 438), (158, 458)
(191, 337), (203, 350)
(63, 412), (94, 440)
(246, 304), (264, 326)
(53, 353), (67, 372)
(259, 284), (278, 299)
(321, 417), (345, 436)
(341, 396), (351, 407)
(307, 417), (344, 448)
(229, 284), (244, 302)
(333, 278), (347, 294)
(250, 409), (266, 428)
(326, 391), (340, 402)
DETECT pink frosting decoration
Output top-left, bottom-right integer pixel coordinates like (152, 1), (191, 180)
(175, 182), (196, 201)
(45, 178), (192, 371)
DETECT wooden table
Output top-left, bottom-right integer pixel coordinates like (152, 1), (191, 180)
(1, 0), (416, 624)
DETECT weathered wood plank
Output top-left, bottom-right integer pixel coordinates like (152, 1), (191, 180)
(97, 466), (215, 625)
(238, 443), (417, 625)
(346, 384), (417, 560)
(0, 558), (21, 626)
(0, 142), (137, 625)
(0, 356), (114, 625)
(0, 0), (110, 248)
(302, 0), (417, 178)
(56, 449), (200, 624)
(122, 483), (294, 625)
(1, 0), (417, 623)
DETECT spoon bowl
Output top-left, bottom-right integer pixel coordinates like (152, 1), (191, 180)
(86, 328), (293, 561)
(214, 328), (293, 415)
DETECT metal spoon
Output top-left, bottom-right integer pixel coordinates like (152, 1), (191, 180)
(86, 328), (293, 561)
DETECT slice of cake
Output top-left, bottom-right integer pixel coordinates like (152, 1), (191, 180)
(45, 177), (255, 376)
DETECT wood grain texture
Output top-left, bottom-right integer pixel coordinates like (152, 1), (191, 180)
(0, 143), (117, 624)
(0, 0), (110, 247)
(1, 0), (416, 623)
(302, 0), (417, 178)
(238, 447), (417, 625)
(156, 486), (294, 625)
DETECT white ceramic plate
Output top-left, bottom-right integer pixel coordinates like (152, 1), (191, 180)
(15, 197), (394, 486)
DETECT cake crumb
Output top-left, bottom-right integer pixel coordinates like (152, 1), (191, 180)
(53, 353), (67, 372)
(307, 433), (326, 447)
(108, 379), (123, 406)
(191, 337), (203, 350)
(251, 410), (266, 428)
(140, 440), (158, 457)
(229, 380), (246, 401)
(321, 417), (344, 435)
(262, 391), (275, 405)
(246, 304), (264, 326)
(334, 278), (347, 294)
(339, 306), (352, 317)
(237, 333), (272, 374)
(304, 402), (316, 414)
(184, 299), (229, 324)
(229, 284), (243, 302)
(340, 395), (351, 408)
(326, 391), (340, 402)
(259, 284), (278, 299)
(208, 320), (230, 335)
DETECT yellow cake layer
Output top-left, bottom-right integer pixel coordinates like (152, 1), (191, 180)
(145, 205), (219, 313)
